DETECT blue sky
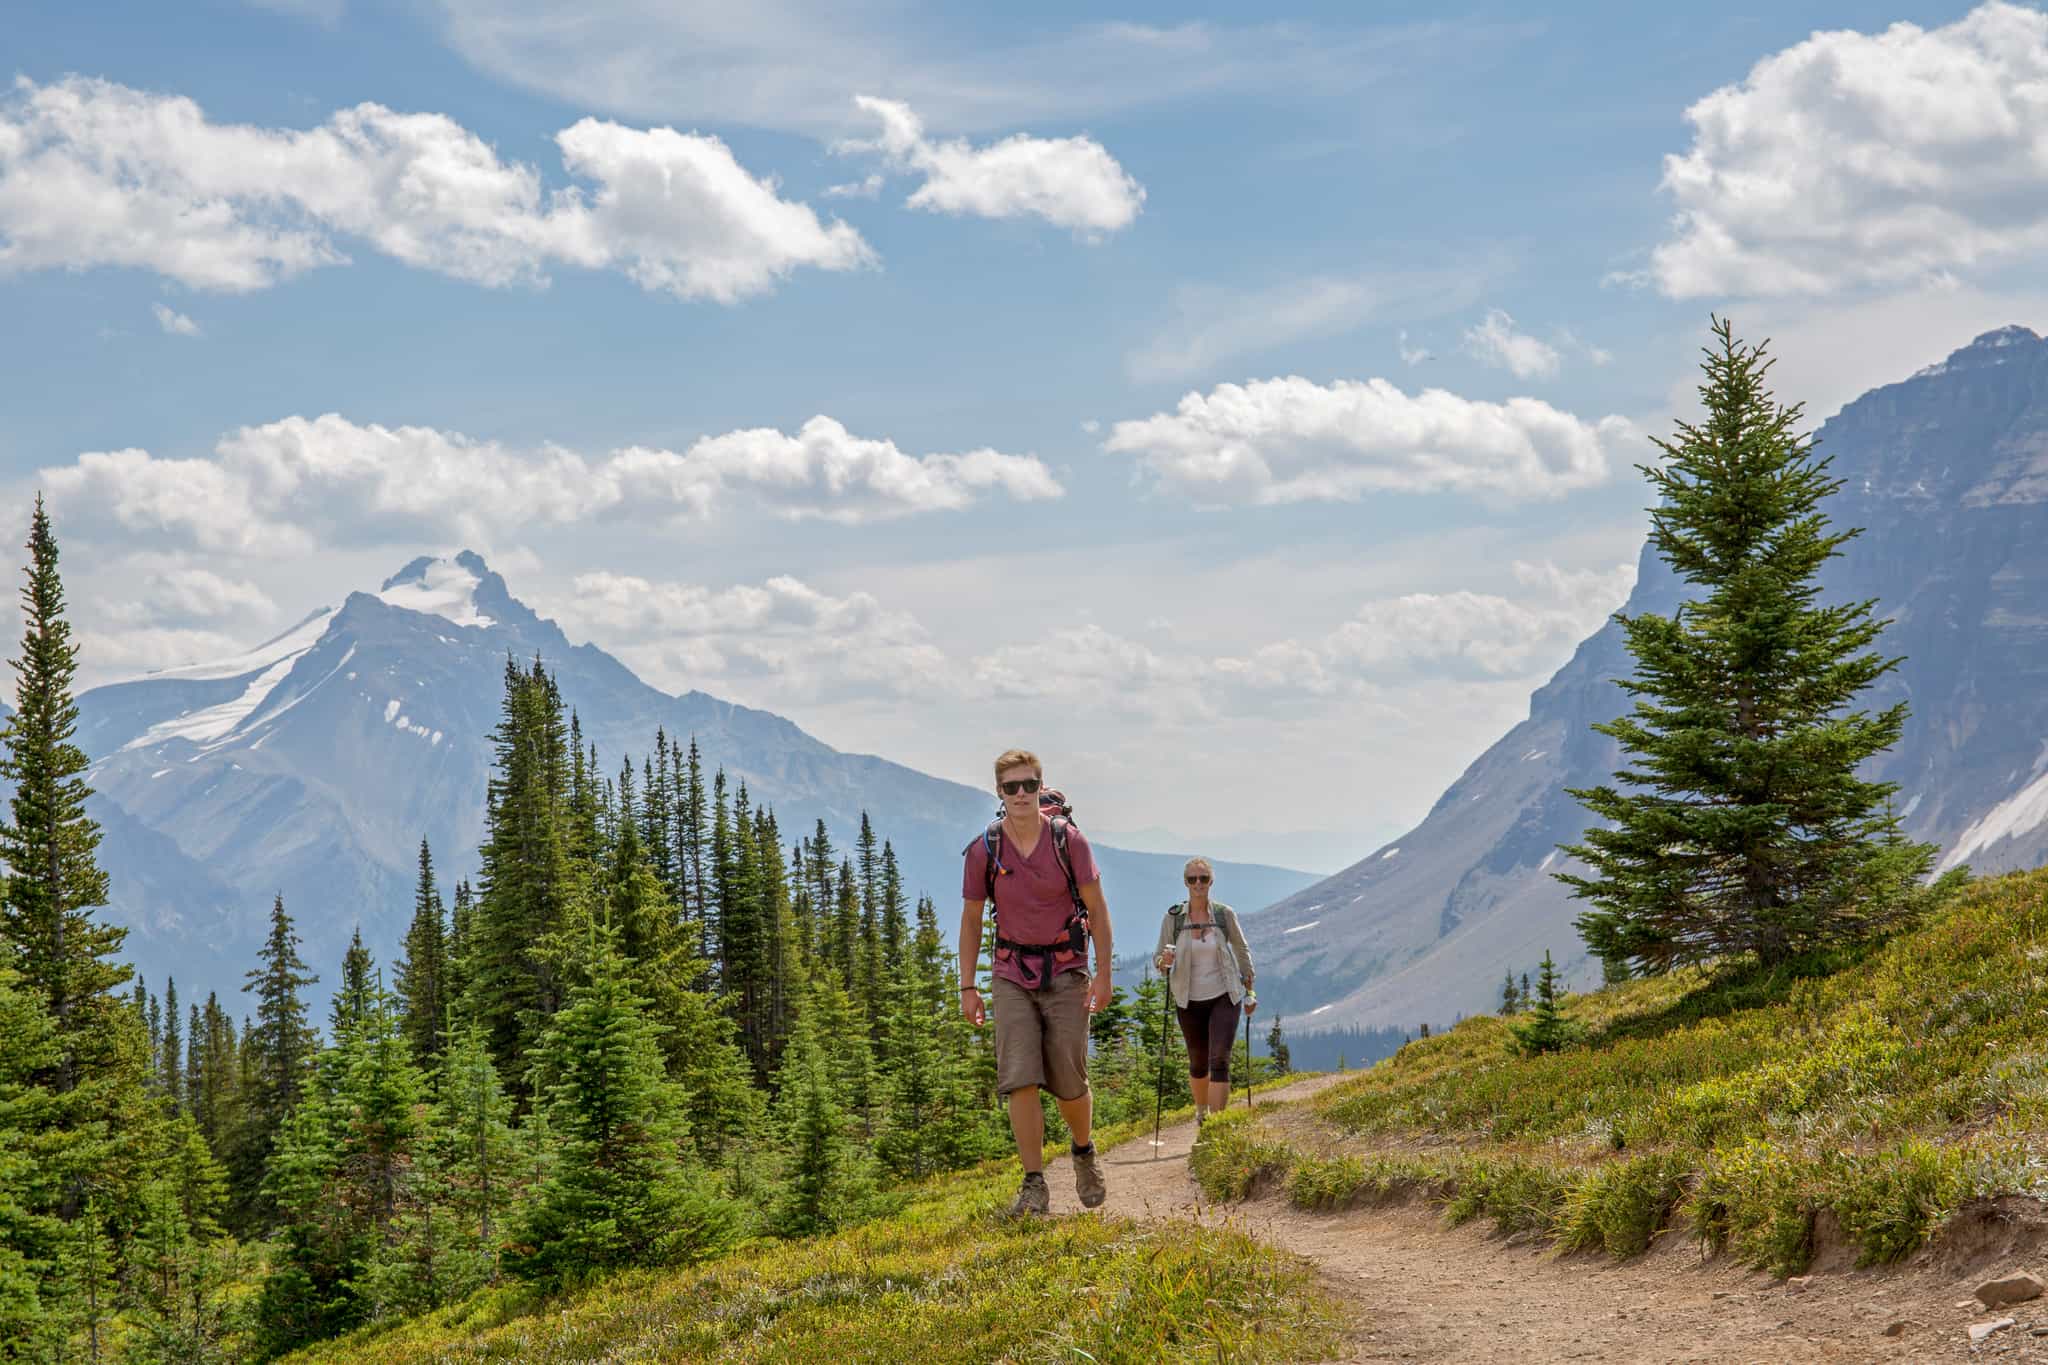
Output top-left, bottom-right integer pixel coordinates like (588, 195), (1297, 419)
(6, 0), (2047, 870)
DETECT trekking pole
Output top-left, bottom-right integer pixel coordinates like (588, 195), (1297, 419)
(1244, 1015), (1255, 1112)
(1150, 977), (1173, 1153)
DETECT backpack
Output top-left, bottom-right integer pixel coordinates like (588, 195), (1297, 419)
(972, 788), (1090, 967)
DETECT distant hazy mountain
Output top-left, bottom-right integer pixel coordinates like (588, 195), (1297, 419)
(1254, 325), (2048, 1035)
(1091, 824), (1405, 877)
(69, 552), (1317, 1012)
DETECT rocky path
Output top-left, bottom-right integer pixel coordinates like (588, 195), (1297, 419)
(1040, 1076), (2048, 1363)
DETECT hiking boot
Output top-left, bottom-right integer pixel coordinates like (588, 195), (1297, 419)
(1009, 1172), (1050, 1218)
(1072, 1144), (1107, 1209)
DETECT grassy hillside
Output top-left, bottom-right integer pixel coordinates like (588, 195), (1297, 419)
(1194, 867), (2048, 1275)
(284, 1111), (1348, 1364)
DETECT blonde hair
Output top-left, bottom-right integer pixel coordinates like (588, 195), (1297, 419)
(993, 748), (1043, 786)
(1184, 856), (1214, 879)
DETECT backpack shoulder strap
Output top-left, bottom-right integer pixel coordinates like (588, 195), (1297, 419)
(1047, 817), (1083, 911)
(981, 820), (1004, 906)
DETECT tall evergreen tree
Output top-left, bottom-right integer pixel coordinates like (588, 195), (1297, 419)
(395, 838), (449, 1069)
(1499, 970), (1520, 1017)
(642, 729), (674, 893)
(467, 659), (581, 1091)
(708, 769), (732, 985)
(1560, 318), (1937, 972)
(677, 737), (708, 956)
(0, 963), (63, 1356)
(161, 975), (183, 1113)
(330, 927), (374, 1043)
(879, 841), (908, 979)
(0, 496), (128, 1105)
(194, 993), (237, 1157)
(240, 893), (317, 1225)
(1265, 1016), (1291, 1075)
(361, 1017), (513, 1319)
(829, 860), (859, 991)
(507, 924), (733, 1290)
(444, 879), (474, 1012)
(769, 1003), (877, 1238)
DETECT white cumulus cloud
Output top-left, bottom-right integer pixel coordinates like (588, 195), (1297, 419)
(0, 76), (871, 301)
(559, 571), (948, 702)
(838, 95), (1143, 236)
(151, 302), (202, 337)
(1102, 376), (1634, 504)
(1647, 2), (2048, 298)
(1463, 309), (1561, 379)
(966, 557), (1637, 716)
(36, 413), (1061, 555)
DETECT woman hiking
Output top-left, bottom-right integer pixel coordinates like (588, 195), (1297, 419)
(1153, 856), (1256, 1123)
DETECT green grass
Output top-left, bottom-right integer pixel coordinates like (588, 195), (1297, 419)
(1189, 868), (2048, 1275)
(287, 1100), (1347, 1364)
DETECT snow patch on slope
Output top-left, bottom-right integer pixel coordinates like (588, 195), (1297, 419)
(384, 698), (442, 745)
(122, 655), (301, 751)
(377, 559), (494, 629)
(1942, 770), (2048, 871)
(139, 608), (333, 682)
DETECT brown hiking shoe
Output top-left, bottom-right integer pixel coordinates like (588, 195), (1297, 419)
(1072, 1145), (1107, 1209)
(1009, 1172), (1050, 1218)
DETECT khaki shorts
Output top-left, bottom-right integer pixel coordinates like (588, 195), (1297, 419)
(992, 970), (1092, 1101)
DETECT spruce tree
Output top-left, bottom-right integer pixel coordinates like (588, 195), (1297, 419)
(444, 879), (474, 1012)
(1508, 950), (1577, 1056)
(508, 923), (733, 1290)
(358, 1019), (509, 1317)
(468, 660), (581, 1090)
(642, 731), (674, 893)
(1499, 970), (1520, 1017)
(0, 963), (62, 1356)
(185, 1000), (202, 1124)
(1265, 1016), (1291, 1075)
(161, 975), (183, 1113)
(240, 894), (317, 1226)
(370, 1016), (516, 1312)
(329, 927), (374, 1043)
(1560, 318), (1936, 972)
(769, 1005), (877, 1238)
(678, 737), (708, 957)
(395, 838), (449, 1069)
(879, 841), (908, 979)
(252, 1082), (354, 1355)
(194, 994), (238, 1157)
(0, 496), (127, 1103)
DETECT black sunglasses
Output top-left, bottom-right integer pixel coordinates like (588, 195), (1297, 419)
(1185, 874), (1211, 884)
(999, 778), (1042, 796)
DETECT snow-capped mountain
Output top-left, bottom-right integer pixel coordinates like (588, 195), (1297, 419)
(74, 552), (1318, 1012)
(1255, 325), (2048, 1035)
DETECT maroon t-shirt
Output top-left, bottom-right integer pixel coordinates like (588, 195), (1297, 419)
(963, 816), (1101, 989)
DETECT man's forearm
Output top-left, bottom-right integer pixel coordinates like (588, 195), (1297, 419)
(1082, 887), (1112, 971)
(959, 900), (983, 987)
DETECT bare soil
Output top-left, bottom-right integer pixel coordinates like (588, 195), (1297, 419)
(1039, 1075), (2048, 1363)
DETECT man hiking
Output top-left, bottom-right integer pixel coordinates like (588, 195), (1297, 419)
(960, 748), (1114, 1217)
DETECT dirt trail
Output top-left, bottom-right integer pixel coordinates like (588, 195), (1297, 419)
(1040, 1075), (2048, 1363)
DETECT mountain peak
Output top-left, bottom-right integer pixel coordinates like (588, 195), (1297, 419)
(375, 553), (497, 629)
(1914, 324), (2045, 380)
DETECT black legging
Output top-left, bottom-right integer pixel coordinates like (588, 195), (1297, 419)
(1176, 993), (1242, 1084)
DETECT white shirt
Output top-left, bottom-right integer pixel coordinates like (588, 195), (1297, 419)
(1184, 920), (1233, 1001)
